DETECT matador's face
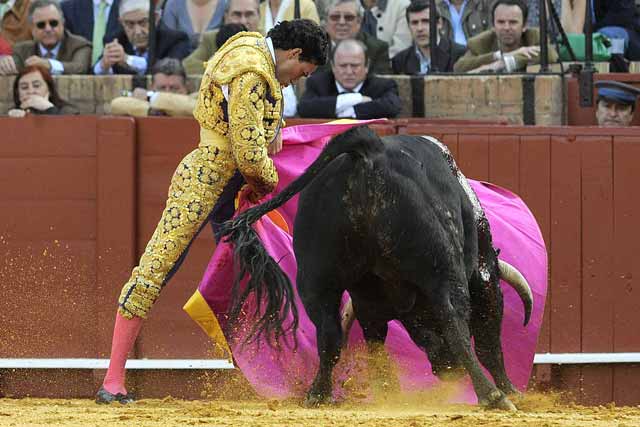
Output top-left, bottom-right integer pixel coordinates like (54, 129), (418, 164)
(275, 49), (317, 87)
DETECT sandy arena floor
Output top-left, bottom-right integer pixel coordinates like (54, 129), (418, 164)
(1, 394), (639, 427)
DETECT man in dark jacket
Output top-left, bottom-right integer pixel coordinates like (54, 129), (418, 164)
(298, 38), (401, 119)
(93, 0), (190, 75)
(392, 0), (465, 74)
(61, 0), (123, 64)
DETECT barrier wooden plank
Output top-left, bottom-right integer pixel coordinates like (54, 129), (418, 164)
(0, 116), (97, 156)
(0, 159), (97, 200)
(440, 134), (459, 159)
(0, 201), (95, 239)
(518, 135), (551, 356)
(579, 135), (615, 405)
(612, 136), (640, 353)
(549, 136), (582, 354)
(458, 134), (490, 181)
(95, 117), (137, 358)
(580, 136), (614, 354)
(488, 134), (520, 193)
(0, 116), (99, 366)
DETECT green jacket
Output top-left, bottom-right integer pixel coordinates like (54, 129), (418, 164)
(453, 28), (559, 72)
(182, 30), (219, 75)
(437, 0), (491, 46)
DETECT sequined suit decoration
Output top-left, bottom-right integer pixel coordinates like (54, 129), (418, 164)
(118, 32), (282, 319)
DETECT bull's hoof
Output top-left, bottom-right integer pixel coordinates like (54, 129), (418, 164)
(481, 390), (517, 411)
(498, 381), (521, 397)
(303, 392), (332, 407)
(95, 387), (135, 405)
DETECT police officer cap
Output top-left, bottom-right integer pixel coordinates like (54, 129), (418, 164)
(595, 81), (640, 105)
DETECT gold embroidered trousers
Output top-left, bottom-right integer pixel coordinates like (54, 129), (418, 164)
(118, 130), (237, 319)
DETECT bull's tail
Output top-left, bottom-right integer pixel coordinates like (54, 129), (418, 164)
(220, 125), (385, 347)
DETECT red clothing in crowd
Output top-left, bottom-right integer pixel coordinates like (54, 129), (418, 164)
(0, 37), (12, 55)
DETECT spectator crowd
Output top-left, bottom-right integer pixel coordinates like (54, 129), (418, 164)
(0, 0), (639, 121)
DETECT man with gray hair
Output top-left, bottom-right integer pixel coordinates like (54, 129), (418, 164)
(0, 0), (92, 75)
(93, 0), (190, 75)
(299, 38), (401, 118)
(322, 0), (391, 73)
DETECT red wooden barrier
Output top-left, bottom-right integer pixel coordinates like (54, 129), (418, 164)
(0, 117), (638, 404)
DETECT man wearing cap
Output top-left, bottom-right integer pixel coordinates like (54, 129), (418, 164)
(595, 80), (640, 127)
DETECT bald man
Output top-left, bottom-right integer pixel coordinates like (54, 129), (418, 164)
(298, 38), (401, 119)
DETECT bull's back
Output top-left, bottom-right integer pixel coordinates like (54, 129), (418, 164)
(295, 135), (474, 256)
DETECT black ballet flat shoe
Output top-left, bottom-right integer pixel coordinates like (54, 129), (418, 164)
(95, 387), (135, 404)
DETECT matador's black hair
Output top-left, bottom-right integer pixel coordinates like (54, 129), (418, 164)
(268, 19), (330, 66)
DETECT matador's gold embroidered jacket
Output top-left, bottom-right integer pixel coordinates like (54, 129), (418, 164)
(117, 33), (284, 320)
(194, 31), (282, 198)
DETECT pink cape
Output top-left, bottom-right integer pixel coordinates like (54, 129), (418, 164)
(194, 121), (548, 402)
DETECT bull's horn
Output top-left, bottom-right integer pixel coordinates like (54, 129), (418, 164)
(498, 260), (533, 326)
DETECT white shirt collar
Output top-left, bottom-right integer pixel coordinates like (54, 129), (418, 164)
(265, 36), (277, 66)
(335, 80), (364, 94)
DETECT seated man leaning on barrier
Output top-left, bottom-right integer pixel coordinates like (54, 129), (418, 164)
(453, 0), (558, 73)
(298, 38), (401, 119)
(595, 80), (640, 127)
(110, 58), (197, 117)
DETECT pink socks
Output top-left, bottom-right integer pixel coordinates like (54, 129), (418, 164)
(101, 312), (143, 395)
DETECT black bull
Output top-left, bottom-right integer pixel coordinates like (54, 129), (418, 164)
(220, 126), (533, 410)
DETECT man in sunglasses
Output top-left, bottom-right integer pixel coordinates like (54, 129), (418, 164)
(93, 0), (190, 75)
(0, 0), (92, 75)
(321, 0), (391, 74)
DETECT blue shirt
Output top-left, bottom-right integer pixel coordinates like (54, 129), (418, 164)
(443, 0), (468, 46)
(415, 45), (431, 75)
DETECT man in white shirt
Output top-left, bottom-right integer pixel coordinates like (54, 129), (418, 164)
(298, 38), (401, 119)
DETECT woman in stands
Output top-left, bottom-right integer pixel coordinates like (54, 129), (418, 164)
(161, 0), (226, 50)
(8, 65), (77, 117)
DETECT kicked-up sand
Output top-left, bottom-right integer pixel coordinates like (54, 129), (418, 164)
(1, 392), (639, 427)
